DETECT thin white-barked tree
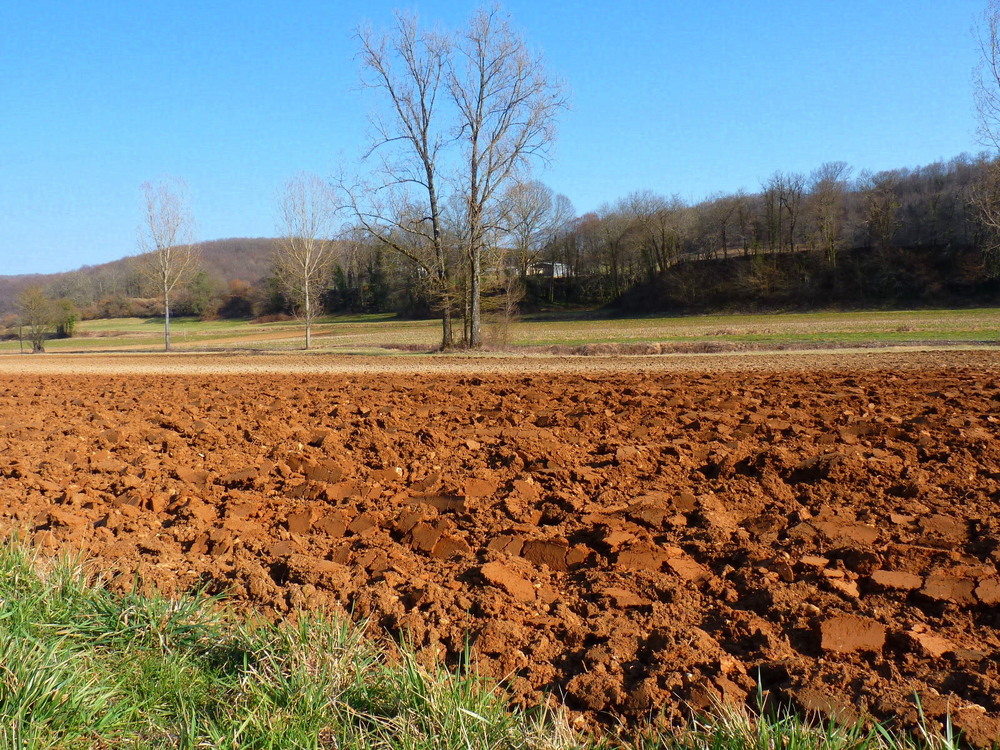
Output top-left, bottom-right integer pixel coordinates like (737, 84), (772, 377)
(137, 177), (199, 352)
(275, 173), (339, 349)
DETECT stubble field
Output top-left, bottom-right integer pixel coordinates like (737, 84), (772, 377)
(1, 349), (998, 746)
(5, 307), (1000, 355)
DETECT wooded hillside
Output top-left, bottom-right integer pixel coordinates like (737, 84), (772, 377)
(0, 238), (278, 317)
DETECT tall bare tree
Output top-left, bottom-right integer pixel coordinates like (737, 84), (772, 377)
(974, 2), (1000, 270)
(275, 173), (338, 349)
(977, 1), (1000, 149)
(353, 6), (564, 349)
(137, 178), (198, 351)
(448, 5), (565, 348)
(352, 13), (456, 349)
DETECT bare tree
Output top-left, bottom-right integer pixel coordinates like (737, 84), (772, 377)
(483, 269), (524, 347)
(448, 5), (566, 347)
(137, 178), (199, 351)
(625, 190), (691, 275)
(977, 1), (1000, 149)
(761, 172), (805, 254)
(779, 173), (805, 253)
(760, 174), (783, 253)
(698, 192), (744, 259)
(858, 169), (901, 253)
(808, 161), (852, 267)
(352, 13), (456, 349)
(15, 286), (53, 353)
(352, 7), (565, 348)
(974, 2), (1000, 271)
(969, 156), (1000, 275)
(275, 173), (339, 349)
(503, 179), (573, 278)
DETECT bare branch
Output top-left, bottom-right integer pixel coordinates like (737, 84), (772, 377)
(976, 1), (1000, 149)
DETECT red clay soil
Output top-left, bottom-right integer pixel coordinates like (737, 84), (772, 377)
(1, 362), (999, 745)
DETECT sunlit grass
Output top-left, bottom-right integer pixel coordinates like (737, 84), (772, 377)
(0, 541), (565, 749)
(2, 307), (1000, 354)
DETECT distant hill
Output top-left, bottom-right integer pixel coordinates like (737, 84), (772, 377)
(187, 237), (281, 284)
(0, 238), (280, 315)
(0, 274), (52, 317)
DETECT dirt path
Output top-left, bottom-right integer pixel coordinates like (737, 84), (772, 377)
(0, 350), (999, 745)
(1, 347), (998, 375)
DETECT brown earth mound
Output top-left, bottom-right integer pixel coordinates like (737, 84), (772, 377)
(1, 361), (999, 745)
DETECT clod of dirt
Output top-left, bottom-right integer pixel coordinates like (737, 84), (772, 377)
(480, 561), (535, 602)
(976, 577), (1000, 604)
(820, 614), (886, 653)
(907, 629), (955, 658)
(870, 569), (923, 591)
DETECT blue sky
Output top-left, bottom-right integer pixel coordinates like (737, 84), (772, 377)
(0, 0), (988, 276)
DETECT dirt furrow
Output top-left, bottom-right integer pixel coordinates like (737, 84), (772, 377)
(0, 359), (998, 744)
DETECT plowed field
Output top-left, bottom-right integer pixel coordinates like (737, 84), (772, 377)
(1, 350), (999, 746)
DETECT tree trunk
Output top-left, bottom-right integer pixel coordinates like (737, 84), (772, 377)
(469, 248), (482, 348)
(440, 289), (454, 350)
(305, 288), (312, 350)
(462, 286), (471, 347)
(164, 291), (171, 352)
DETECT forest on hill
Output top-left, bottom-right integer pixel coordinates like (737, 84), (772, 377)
(0, 238), (279, 318)
(3, 152), (1000, 328)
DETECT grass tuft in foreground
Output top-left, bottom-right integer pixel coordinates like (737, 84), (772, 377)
(0, 542), (564, 750)
(612, 702), (973, 750)
(0, 541), (984, 749)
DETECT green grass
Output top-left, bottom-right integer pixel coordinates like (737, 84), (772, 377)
(506, 308), (1000, 348)
(0, 541), (981, 749)
(2, 307), (1000, 354)
(0, 541), (561, 749)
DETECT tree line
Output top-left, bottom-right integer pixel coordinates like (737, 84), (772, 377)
(5, 151), (1000, 347)
(542, 154), (993, 309)
(339, 151), (999, 314)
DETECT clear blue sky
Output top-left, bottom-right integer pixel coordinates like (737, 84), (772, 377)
(0, 0), (987, 276)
